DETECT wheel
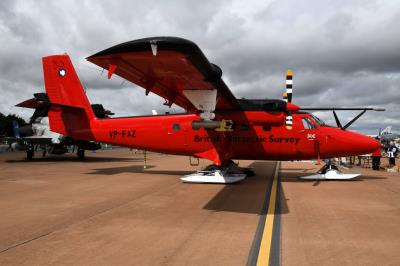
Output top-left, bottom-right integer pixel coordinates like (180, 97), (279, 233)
(26, 145), (35, 161)
(77, 148), (85, 160)
(27, 150), (34, 160)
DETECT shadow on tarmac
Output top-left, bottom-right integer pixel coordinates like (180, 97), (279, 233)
(204, 161), (289, 214)
(87, 165), (155, 175)
(87, 165), (193, 176)
(203, 161), (387, 214)
(4, 156), (140, 163)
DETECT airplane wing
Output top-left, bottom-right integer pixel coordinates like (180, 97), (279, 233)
(16, 98), (39, 108)
(1, 137), (20, 143)
(21, 136), (53, 145)
(16, 93), (50, 109)
(1, 137), (52, 145)
(87, 37), (240, 112)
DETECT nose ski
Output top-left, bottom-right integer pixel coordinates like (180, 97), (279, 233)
(299, 162), (360, 180)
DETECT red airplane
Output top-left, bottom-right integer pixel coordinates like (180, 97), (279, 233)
(40, 37), (382, 182)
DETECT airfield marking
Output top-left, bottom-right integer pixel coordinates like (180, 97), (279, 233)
(256, 161), (280, 266)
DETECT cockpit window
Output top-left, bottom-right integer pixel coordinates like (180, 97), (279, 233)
(309, 114), (334, 127)
(302, 118), (316, 129)
(309, 114), (325, 126)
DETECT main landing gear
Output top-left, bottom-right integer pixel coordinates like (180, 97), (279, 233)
(299, 160), (360, 180)
(77, 146), (85, 160)
(181, 161), (255, 184)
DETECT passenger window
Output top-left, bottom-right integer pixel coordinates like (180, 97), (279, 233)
(240, 124), (250, 131)
(262, 125), (271, 131)
(172, 123), (180, 132)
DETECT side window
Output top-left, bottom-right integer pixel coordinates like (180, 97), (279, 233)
(262, 125), (271, 131)
(240, 124), (250, 131)
(172, 123), (180, 132)
(302, 118), (314, 130)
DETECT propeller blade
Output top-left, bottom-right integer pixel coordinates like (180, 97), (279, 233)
(285, 69), (294, 130)
(286, 112), (293, 130)
(300, 107), (385, 111)
(286, 69), (293, 103)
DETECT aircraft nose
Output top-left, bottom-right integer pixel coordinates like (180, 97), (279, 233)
(322, 129), (381, 157)
(348, 132), (380, 155)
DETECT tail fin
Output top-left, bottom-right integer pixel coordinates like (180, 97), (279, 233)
(42, 54), (95, 140)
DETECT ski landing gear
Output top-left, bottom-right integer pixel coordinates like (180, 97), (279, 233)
(181, 161), (254, 184)
(77, 146), (85, 160)
(299, 160), (360, 180)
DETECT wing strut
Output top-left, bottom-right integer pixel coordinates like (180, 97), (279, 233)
(300, 108), (385, 130)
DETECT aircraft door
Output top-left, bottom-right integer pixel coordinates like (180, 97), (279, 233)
(166, 120), (189, 150)
(299, 117), (321, 158)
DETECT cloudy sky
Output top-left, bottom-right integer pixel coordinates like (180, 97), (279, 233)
(0, 0), (399, 134)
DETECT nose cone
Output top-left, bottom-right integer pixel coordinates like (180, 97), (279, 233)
(349, 132), (381, 155)
(322, 129), (381, 157)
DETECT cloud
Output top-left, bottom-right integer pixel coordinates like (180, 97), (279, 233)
(0, 0), (399, 135)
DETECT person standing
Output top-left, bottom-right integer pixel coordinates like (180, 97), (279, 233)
(387, 142), (397, 166)
(371, 144), (382, 170)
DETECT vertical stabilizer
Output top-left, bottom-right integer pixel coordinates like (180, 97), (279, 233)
(42, 54), (95, 140)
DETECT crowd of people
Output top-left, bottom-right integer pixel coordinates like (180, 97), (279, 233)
(371, 139), (398, 170)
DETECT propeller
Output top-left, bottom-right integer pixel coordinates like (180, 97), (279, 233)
(283, 69), (293, 130)
(280, 70), (384, 130)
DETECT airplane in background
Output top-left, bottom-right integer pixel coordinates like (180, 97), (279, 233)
(3, 92), (113, 160)
(38, 37), (383, 183)
(378, 126), (400, 145)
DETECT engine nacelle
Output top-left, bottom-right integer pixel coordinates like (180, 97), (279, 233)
(215, 111), (285, 127)
(192, 120), (221, 130)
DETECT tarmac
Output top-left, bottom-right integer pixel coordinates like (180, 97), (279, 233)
(0, 148), (399, 265)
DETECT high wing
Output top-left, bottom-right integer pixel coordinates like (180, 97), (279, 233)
(21, 136), (53, 145)
(87, 37), (240, 112)
(15, 93), (49, 109)
(1, 137), (53, 145)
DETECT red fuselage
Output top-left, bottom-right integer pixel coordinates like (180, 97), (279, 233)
(71, 111), (380, 165)
(41, 54), (381, 166)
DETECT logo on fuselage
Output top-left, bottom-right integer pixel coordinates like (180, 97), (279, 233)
(58, 68), (66, 77)
(307, 133), (316, 139)
(193, 134), (300, 144)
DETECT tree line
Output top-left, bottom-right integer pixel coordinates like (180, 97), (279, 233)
(0, 112), (27, 137)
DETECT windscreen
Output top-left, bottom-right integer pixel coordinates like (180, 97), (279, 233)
(309, 114), (332, 127)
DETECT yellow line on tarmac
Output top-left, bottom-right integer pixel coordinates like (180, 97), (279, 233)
(257, 161), (280, 266)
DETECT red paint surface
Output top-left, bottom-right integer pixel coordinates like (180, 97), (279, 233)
(43, 54), (380, 166)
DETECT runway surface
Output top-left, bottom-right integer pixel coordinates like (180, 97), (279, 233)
(280, 161), (400, 266)
(0, 149), (399, 265)
(0, 149), (276, 265)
